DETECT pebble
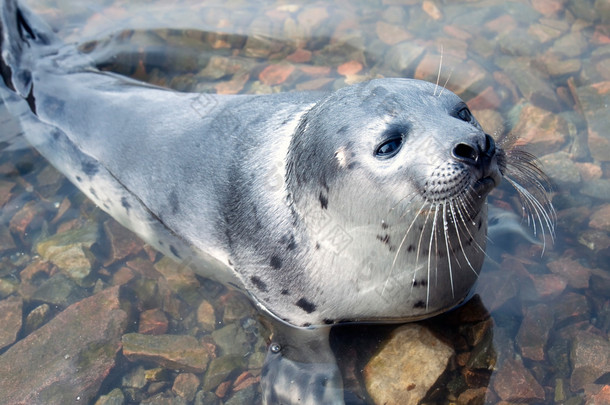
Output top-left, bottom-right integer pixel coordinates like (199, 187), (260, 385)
(172, 373), (200, 402)
(122, 333), (210, 373)
(36, 222), (99, 286)
(575, 81), (610, 162)
(546, 256), (592, 289)
(153, 256), (200, 296)
(24, 303), (51, 334)
(196, 299), (217, 331)
(582, 180), (610, 201)
(0, 286), (127, 404)
(364, 324), (454, 405)
(510, 103), (568, 155)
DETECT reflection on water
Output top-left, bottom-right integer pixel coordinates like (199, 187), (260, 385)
(0, 0), (609, 404)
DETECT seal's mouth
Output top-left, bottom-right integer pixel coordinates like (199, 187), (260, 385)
(472, 176), (497, 198)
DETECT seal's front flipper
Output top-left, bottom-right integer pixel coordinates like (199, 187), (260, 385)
(261, 323), (345, 405)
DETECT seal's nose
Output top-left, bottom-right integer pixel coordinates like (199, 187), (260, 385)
(451, 134), (495, 167)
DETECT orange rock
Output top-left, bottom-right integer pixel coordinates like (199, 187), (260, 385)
(259, 64), (295, 86)
(337, 60), (363, 76)
(286, 48), (312, 63)
(575, 162), (603, 181)
(422, 0), (442, 20)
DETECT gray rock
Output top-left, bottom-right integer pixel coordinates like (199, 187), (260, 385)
(0, 295), (22, 350)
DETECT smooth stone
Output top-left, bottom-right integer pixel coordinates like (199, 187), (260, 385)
(122, 333), (210, 373)
(547, 257), (591, 289)
(575, 81), (610, 162)
(103, 219), (144, 265)
(123, 366), (147, 389)
(153, 256), (200, 297)
(24, 303), (51, 334)
(0, 286), (127, 405)
(363, 324), (454, 405)
(196, 299), (217, 331)
(510, 103), (568, 155)
(138, 308), (169, 336)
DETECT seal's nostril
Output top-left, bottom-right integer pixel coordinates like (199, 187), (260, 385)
(453, 143), (478, 163)
(484, 134), (495, 155)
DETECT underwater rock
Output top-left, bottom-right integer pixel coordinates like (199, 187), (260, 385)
(30, 273), (88, 307)
(589, 203), (610, 232)
(364, 324), (454, 405)
(570, 330), (610, 391)
(172, 373), (200, 402)
(153, 256), (200, 296)
(0, 286), (127, 405)
(491, 356), (545, 402)
(122, 333), (210, 373)
(516, 303), (555, 361)
(575, 81), (610, 162)
(0, 295), (22, 350)
(0, 223), (16, 253)
(138, 308), (169, 336)
(539, 151), (582, 187)
(36, 222), (100, 286)
(196, 299), (217, 331)
(103, 219), (144, 265)
(24, 303), (51, 334)
(94, 388), (125, 405)
(547, 256), (591, 289)
(511, 103), (568, 155)
(202, 355), (246, 392)
(211, 323), (250, 356)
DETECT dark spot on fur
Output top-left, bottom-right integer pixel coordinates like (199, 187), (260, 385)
(89, 187), (97, 198)
(323, 319), (334, 325)
(337, 125), (349, 134)
(270, 255), (282, 270)
(121, 197), (131, 212)
(302, 323), (311, 327)
(478, 219), (483, 230)
(82, 161), (98, 177)
(319, 192), (328, 209)
(103, 203), (109, 210)
(250, 276), (268, 293)
(414, 300), (426, 308)
(381, 222), (389, 230)
(377, 234), (390, 244)
(228, 259), (233, 266)
(76, 176), (82, 182)
(315, 242), (320, 250)
(412, 279), (427, 287)
(25, 86), (36, 114)
(169, 245), (181, 259)
(281, 289), (290, 295)
(347, 162), (358, 169)
(296, 298), (316, 314)
(407, 244), (415, 252)
(169, 190), (179, 214)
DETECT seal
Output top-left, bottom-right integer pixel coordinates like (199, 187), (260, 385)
(0, 1), (554, 403)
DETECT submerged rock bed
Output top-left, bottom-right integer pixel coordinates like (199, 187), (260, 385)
(0, 0), (609, 403)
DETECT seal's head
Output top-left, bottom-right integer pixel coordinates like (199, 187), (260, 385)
(286, 78), (505, 324)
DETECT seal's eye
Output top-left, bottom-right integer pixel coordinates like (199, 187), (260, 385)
(375, 135), (403, 159)
(456, 106), (474, 123)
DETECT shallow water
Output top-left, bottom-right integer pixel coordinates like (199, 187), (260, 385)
(0, 0), (609, 404)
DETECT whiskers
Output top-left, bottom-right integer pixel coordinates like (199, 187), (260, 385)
(497, 141), (556, 253)
(383, 189), (486, 310)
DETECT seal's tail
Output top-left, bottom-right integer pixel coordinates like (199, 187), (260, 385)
(0, 0), (58, 98)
